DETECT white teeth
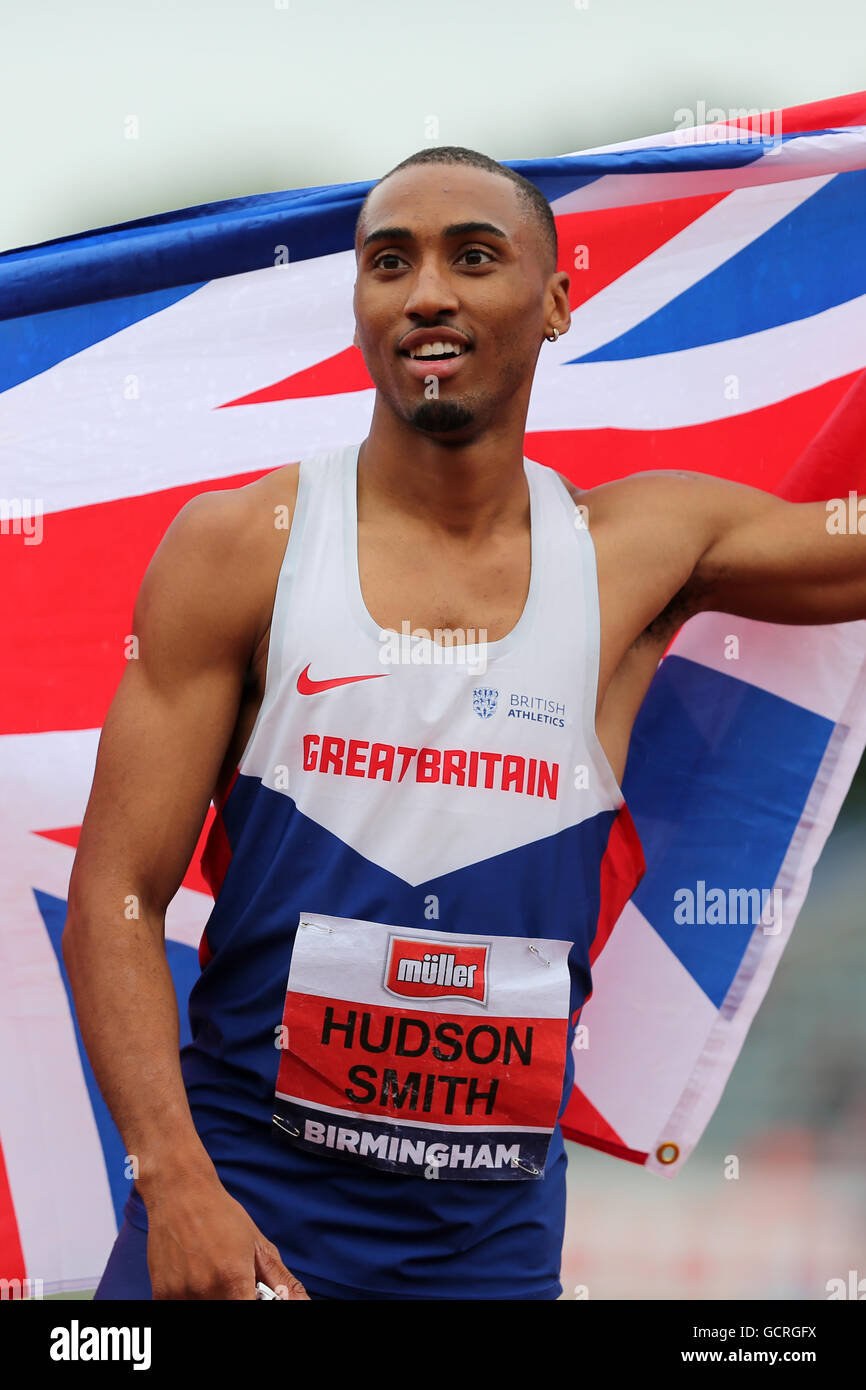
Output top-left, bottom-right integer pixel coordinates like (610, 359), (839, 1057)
(409, 341), (463, 358)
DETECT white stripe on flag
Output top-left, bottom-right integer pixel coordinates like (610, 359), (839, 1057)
(574, 900), (718, 1152)
(552, 129), (866, 213)
(0, 768), (117, 1287)
(672, 613), (866, 724)
(552, 176), (832, 359)
(527, 292), (866, 433)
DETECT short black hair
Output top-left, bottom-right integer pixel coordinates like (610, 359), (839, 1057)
(356, 145), (558, 273)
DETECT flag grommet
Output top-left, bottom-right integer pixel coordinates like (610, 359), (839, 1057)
(656, 1142), (679, 1165)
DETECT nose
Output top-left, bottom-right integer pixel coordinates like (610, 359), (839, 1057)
(402, 257), (459, 321)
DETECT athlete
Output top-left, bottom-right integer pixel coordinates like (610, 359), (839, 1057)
(64, 146), (866, 1301)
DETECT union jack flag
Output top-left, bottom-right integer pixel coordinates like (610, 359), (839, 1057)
(2, 86), (865, 1292)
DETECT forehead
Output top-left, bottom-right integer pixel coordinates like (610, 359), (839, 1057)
(358, 163), (529, 249)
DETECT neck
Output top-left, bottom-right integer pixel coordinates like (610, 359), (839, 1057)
(358, 399), (529, 540)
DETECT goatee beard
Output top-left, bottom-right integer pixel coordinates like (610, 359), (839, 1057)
(409, 399), (475, 434)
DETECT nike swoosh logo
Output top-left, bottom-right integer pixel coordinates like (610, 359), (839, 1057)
(297, 663), (388, 695)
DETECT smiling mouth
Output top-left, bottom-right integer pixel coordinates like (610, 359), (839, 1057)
(401, 341), (468, 361)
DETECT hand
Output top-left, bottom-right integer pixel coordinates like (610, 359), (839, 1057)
(144, 1173), (309, 1300)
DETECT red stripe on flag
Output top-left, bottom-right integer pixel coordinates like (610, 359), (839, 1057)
(528, 371), (861, 493)
(0, 1133), (26, 1282)
(3, 469), (273, 736)
(221, 346), (374, 405)
(726, 86), (866, 135)
(197, 766), (238, 964)
(778, 368), (866, 501)
(555, 194), (729, 311)
(199, 775), (237, 903)
(589, 804), (646, 968)
(559, 1082), (647, 1163)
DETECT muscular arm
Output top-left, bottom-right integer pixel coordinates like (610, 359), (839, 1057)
(62, 483), (306, 1299)
(560, 470), (865, 782)
(689, 477), (866, 624)
(586, 470), (866, 627)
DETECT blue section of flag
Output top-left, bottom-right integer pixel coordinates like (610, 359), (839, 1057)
(0, 286), (204, 394)
(34, 888), (200, 1227)
(622, 657), (834, 1007)
(574, 168), (866, 362)
(0, 184), (375, 324)
(0, 132), (830, 326)
(502, 139), (779, 207)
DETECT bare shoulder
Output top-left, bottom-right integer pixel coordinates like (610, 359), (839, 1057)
(554, 466), (744, 519)
(161, 461), (300, 546)
(552, 467), (782, 576)
(189, 460), (300, 534)
(215, 461), (301, 645)
(550, 468), (741, 645)
(142, 462), (302, 660)
(238, 459), (301, 516)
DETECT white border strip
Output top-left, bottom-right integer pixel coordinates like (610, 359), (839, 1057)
(644, 634), (866, 1175)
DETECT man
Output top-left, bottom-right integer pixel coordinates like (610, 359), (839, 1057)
(64, 146), (866, 1301)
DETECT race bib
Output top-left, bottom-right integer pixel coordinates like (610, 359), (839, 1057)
(272, 913), (572, 1180)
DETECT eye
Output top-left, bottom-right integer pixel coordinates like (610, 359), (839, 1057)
(371, 251), (408, 270)
(458, 246), (496, 266)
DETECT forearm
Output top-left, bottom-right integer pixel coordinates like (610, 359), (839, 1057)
(62, 899), (218, 1202)
(62, 896), (307, 1299)
(696, 492), (866, 625)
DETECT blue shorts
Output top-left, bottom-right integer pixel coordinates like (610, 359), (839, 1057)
(94, 1218), (336, 1301)
(95, 1211), (558, 1299)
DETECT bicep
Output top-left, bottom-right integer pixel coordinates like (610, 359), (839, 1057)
(67, 495), (256, 925)
(694, 493), (866, 624)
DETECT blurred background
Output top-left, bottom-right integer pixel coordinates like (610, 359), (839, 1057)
(562, 778), (866, 1300)
(3, 0), (866, 253)
(3, 0), (864, 1300)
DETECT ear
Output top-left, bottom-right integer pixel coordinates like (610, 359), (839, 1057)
(353, 325), (360, 349)
(547, 271), (572, 338)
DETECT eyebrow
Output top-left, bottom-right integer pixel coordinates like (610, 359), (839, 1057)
(360, 220), (509, 251)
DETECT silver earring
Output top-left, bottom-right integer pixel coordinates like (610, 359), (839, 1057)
(546, 328), (560, 342)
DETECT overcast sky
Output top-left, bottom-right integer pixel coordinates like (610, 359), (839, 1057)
(2, 0), (865, 252)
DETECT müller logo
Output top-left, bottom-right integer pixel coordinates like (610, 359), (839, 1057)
(384, 936), (489, 1005)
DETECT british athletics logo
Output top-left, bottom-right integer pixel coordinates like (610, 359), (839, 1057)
(384, 936), (489, 1004)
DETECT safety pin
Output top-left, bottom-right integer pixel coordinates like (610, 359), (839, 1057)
(272, 1114), (301, 1138)
(511, 1155), (542, 1177)
(299, 920), (334, 933)
(528, 944), (550, 967)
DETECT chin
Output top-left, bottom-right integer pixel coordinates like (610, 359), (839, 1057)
(408, 400), (476, 434)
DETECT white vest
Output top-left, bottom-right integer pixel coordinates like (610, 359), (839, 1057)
(236, 440), (626, 885)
